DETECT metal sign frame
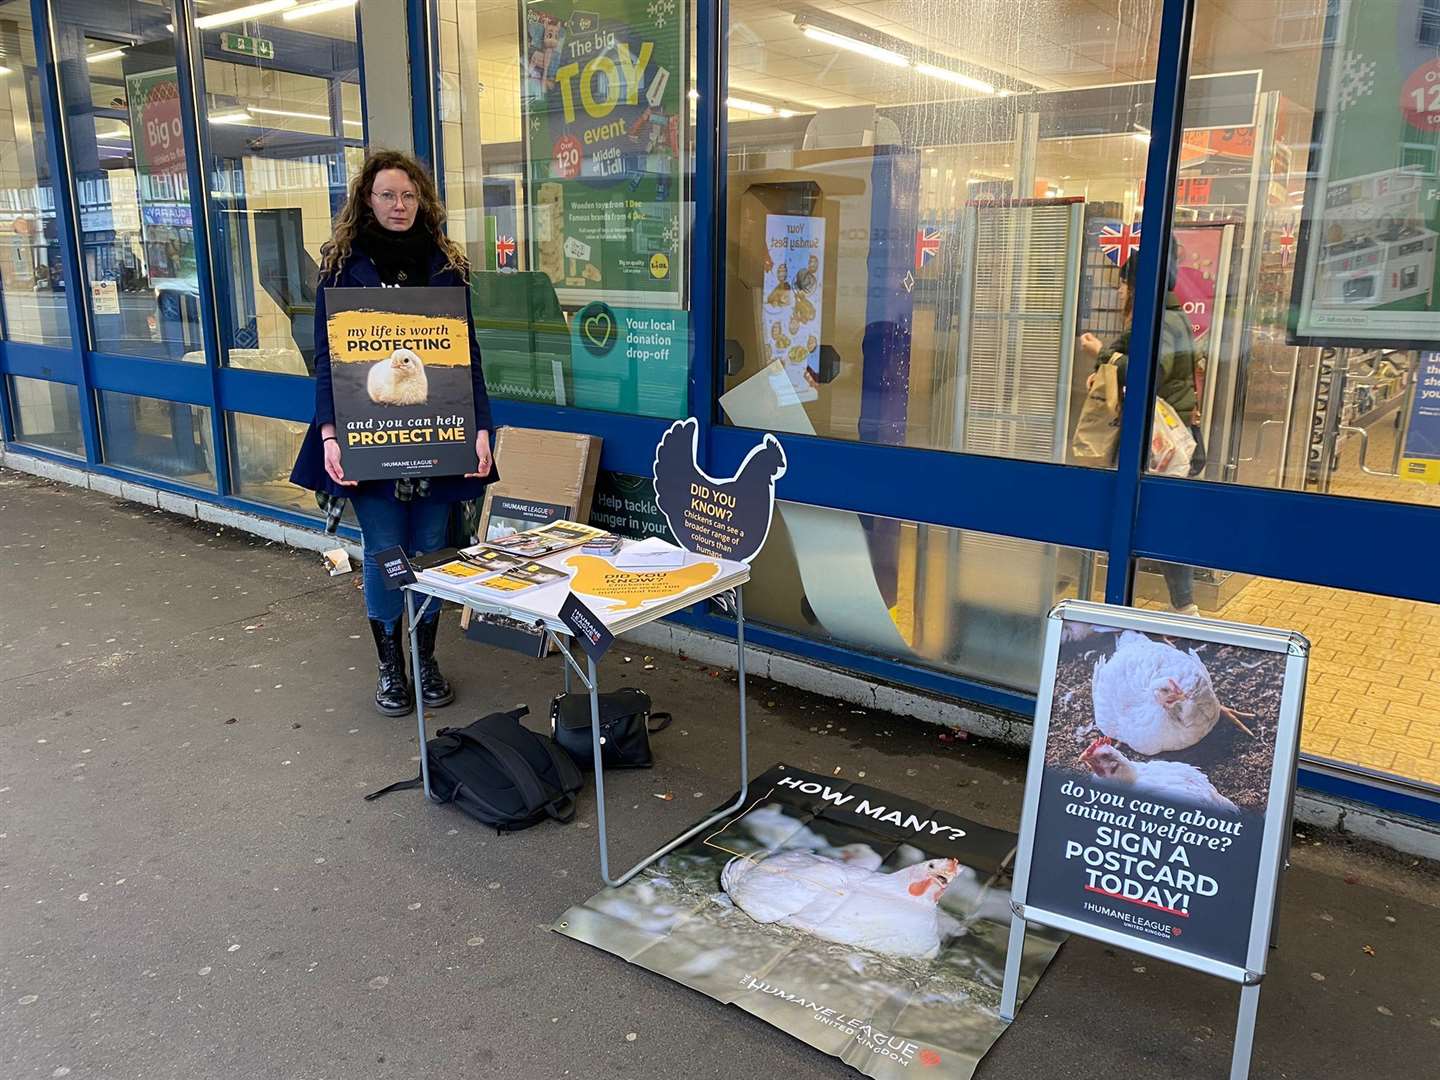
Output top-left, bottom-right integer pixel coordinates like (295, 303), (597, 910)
(999, 598), (1309, 1080)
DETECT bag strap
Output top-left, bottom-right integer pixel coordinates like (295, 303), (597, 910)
(447, 727), (552, 815)
(536, 736), (584, 795)
(364, 775), (423, 801)
(647, 711), (673, 735)
(545, 792), (577, 823)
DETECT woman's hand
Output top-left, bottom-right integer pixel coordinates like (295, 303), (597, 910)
(320, 424), (357, 487)
(323, 439), (357, 487)
(1079, 332), (1104, 361)
(466, 430), (494, 479)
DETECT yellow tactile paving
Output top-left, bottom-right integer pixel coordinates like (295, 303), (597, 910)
(1213, 577), (1440, 790)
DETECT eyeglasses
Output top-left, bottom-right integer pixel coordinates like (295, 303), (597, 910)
(372, 190), (418, 207)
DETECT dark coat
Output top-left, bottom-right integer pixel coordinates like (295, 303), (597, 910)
(1105, 293), (1201, 420)
(289, 248), (498, 502)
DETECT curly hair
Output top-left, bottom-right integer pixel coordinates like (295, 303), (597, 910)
(319, 149), (468, 279)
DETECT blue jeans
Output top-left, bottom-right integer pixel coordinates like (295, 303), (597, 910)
(350, 487), (453, 629)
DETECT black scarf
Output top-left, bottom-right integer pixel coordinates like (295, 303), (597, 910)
(358, 219), (434, 286)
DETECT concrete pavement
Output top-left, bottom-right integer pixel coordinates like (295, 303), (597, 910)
(1, 467), (1437, 1080)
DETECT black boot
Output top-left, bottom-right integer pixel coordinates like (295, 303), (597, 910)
(369, 619), (412, 717)
(415, 616), (455, 708)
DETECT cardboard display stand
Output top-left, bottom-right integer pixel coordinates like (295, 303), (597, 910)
(475, 426), (602, 542)
(462, 426), (601, 642)
(1000, 599), (1309, 1080)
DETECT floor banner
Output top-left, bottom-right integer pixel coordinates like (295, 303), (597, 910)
(555, 765), (1063, 1078)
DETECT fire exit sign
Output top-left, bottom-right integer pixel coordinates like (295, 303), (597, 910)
(220, 33), (274, 61)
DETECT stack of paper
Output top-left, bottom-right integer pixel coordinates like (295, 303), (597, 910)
(614, 537), (687, 569)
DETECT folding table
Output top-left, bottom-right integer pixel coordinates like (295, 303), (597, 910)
(401, 546), (751, 886)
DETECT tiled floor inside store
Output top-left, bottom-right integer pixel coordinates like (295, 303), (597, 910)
(1216, 578), (1440, 788)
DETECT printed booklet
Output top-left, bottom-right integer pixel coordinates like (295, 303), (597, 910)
(487, 520), (607, 558)
(472, 561), (570, 596)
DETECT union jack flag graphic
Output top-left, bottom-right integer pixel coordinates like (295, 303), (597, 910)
(1098, 220), (1142, 266)
(914, 226), (942, 270)
(1278, 221), (1296, 265)
(495, 234), (517, 270)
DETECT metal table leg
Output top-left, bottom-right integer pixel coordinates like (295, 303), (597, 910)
(405, 588), (436, 800)
(589, 586), (752, 888)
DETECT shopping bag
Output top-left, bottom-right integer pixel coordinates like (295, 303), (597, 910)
(1072, 362), (1121, 463)
(1149, 397), (1197, 476)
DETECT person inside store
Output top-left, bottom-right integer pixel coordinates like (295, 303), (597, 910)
(290, 149), (496, 717)
(1080, 238), (1203, 615)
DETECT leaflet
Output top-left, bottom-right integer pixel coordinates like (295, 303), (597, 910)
(458, 546), (527, 572)
(487, 520), (607, 558)
(473, 561), (570, 595)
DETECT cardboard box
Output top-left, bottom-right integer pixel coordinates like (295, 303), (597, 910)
(476, 426), (602, 543)
(462, 426), (602, 634)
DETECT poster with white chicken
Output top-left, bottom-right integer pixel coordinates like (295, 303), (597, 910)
(555, 764), (1064, 1079)
(325, 287), (477, 482)
(1018, 609), (1305, 973)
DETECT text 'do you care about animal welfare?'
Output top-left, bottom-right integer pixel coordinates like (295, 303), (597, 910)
(1022, 619), (1289, 969)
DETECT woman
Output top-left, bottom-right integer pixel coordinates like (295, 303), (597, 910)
(1079, 244), (1203, 614)
(291, 150), (496, 717)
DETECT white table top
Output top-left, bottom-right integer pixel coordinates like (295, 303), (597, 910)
(407, 542), (749, 637)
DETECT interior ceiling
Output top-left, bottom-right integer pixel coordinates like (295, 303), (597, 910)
(726, 0), (1328, 116)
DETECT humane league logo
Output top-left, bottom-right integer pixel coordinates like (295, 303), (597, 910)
(560, 592), (612, 662)
(374, 546), (416, 590)
(735, 975), (941, 1068)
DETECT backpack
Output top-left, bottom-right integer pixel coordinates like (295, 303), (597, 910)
(365, 706), (583, 832)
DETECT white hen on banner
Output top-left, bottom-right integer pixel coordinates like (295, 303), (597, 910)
(1091, 630), (1256, 755)
(1081, 736), (1239, 814)
(721, 850), (960, 958)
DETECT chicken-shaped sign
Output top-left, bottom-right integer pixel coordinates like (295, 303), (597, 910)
(652, 418), (786, 564)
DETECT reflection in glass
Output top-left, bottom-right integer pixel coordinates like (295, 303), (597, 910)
(1140, 560), (1440, 794)
(7, 375), (84, 455)
(0, 3), (69, 345)
(437, 0), (694, 417)
(1163, 0), (1440, 512)
(748, 502), (1104, 694)
(54, 2), (200, 359)
(199, 3), (363, 372)
(98, 389), (215, 486)
(721, 0), (1163, 466)
(227, 410), (351, 522)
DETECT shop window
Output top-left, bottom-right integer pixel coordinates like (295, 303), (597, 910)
(197, 1), (363, 375)
(748, 502), (1105, 694)
(0, 3), (70, 346)
(437, 0), (693, 419)
(97, 388), (215, 487)
(1138, 560), (1440, 794)
(1155, 0), (1440, 512)
(227, 409), (351, 522)
(51, 1), (201, 361)
(719, 1), (1164, 465)
(7, 375), (84, 455)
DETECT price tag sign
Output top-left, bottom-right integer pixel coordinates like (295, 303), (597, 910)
(1402, 58), (1440, 132)
(553, 135), (583, 179)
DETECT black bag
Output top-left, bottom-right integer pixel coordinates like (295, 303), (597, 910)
(549, 687), (672, 770)
(365, 706), (583, 832)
